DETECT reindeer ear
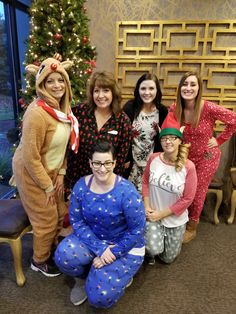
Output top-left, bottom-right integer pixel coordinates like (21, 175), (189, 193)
(25, 64), (39, 76)
(61, 60), (73, 70)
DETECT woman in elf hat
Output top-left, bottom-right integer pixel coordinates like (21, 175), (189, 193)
(170, 71), (236, 243)
(142, 112), (197, 265)
(12, 57), (79, 276)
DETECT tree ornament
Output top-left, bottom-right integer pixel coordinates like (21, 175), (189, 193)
(82, 36), (88, 44)
(85, 68), (92, 74)
(90, 60), (96, 68)
(54, 33), (63, 40)
(84, 60), (96, 68)
(18, 98), (25, 105)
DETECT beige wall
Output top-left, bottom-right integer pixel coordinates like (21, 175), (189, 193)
(86, 0), (236, 72)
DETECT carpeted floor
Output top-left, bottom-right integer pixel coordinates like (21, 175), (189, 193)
(0, 205), (236, 314)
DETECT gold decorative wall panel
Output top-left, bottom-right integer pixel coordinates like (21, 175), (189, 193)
(115, 20), (236, 131)
(116, 20), (236, 60)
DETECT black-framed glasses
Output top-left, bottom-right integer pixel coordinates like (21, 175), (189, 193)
(160, 136), (178, 143)
(91, 161), (115, 169)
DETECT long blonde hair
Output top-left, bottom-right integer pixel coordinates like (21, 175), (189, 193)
(175, 71), (202, 128)
(175, 143), (191, 172)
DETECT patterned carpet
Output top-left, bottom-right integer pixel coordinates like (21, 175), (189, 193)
(0, 208), (236, 314)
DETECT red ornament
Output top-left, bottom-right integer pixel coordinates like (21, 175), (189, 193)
(54, 33), (63, 40)
(18, 98), (25, 105)
(51, 63), (58, 71)
(84, 60), (96, 68)
(90, 60), (96, 68)
(86, 68), (93, 75)
(82, 36), (88, 44)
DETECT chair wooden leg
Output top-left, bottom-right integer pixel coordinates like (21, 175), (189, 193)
(213, 190), (223, 225)
(9, 238), (26, 286)
(207, 189), (222, 224)
(228, 190), (236, 224)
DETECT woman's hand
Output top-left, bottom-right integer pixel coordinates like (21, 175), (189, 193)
(93, 257), (106, 269)
(145, 206), (153, 216)
(124, 161), (130, 169)
(46, 190), (56, 206)
(146, 210), (160, 222)
(54, 174), (64, 196)
(100, 245), (116, 265)
(207, 137), (218, 148)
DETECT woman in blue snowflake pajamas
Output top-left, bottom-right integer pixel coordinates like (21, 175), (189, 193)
(55, 141), (145, 308)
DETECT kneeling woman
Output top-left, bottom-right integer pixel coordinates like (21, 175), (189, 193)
(142, 112), (197, 264)
(55, 141), (145, 308)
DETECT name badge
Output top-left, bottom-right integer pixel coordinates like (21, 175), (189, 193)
(108, 130), (118, 135)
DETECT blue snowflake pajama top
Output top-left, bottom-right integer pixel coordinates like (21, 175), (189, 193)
(55, 175), (145, 308)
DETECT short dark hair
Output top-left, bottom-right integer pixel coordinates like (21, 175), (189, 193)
(90, 141), (116, 160)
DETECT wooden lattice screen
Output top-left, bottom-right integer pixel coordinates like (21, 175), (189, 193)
(115, 20), (236, 131)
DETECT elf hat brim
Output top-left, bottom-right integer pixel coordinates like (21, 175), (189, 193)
(159, 128), (183, 139)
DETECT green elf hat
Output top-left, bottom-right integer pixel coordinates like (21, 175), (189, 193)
(159, 112), (183, 139)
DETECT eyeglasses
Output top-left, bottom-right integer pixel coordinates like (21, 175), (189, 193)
(160, 136), (178, 143)
(91, 161), (115, 169)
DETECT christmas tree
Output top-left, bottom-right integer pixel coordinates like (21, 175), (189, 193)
(19, 0), (96, 110)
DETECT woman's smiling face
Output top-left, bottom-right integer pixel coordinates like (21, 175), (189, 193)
(180, 75), (199, 102)
(139, 80), (157, 104)
(44, 72), (66, 101)
(89, 151), (116, 183)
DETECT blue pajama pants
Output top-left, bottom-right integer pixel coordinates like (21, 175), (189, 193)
(54, 233), (144, 308)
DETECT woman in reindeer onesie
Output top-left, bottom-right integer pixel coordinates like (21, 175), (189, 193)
(12, 57), (79, 276)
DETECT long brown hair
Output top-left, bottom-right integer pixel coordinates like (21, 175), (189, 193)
(175, 71), (202, 127)
(86, 71), (122, 115)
